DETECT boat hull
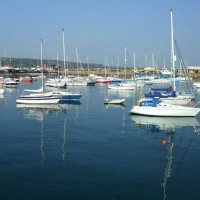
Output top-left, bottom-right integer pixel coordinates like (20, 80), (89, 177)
(108, 85), (135, 90)
(130, 105), (200, 117)
(95, 79), (112, 84)
(60, 94), (82, 101)
(46, 91), (82, 101)
(16, 94), (60, 104)
(67, 82), (87, 86)
(21, 77), (33, 82)
(108, 82), (136, 90)
(0, 88), (4, 94)
(5, 82), (18, 88)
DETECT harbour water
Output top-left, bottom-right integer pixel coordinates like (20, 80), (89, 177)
(1, 80), (200, 200)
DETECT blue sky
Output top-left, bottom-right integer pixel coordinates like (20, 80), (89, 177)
(0, 0), (199, 68)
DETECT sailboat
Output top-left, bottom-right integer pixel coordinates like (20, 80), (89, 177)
(143, 11), (193, 106)
(129, 10), (200, 117)
(108, 46), (136, 90)
(158, 9), (193, 105)
(3, 74), (19, 88)
(45, 29), (82, 102)
(95, 56), (113, 84)
(130, 97), (200, 117)
(66, 46), (89, 86)
(16, 39), (60, 104)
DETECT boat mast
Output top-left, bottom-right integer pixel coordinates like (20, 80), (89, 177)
(145, 53), (147, 69)
(57, 51), (59, 78)
(76, 46), (79, 76)
(117, 57), (120, 77)
(124, 46), (127, 80)
(62, 28), (67, 78)
(40, 38), (44, 93)
(87, 56), (89, 76)
(133, 51), (136, 78)
(104, 56), (106, 77)
(170, 9), (176, 91)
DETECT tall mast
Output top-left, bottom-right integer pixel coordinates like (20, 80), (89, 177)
(40, 38), (44, 93)
(117, 57), (119, 77)
(57, 51), (59, 78)
(76, 46), (79, 76)
(145, 53), (147, 68)
(124, 46), (127, 79)
(170, 9), (176, 91)
(87, 56), (89, 76)
(133, 51), (136, 78)
(104, 56), (106, 77)
(62, 28), (67, 78)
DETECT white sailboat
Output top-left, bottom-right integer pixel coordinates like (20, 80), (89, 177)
(3, 76), (19, 88)
(108, 46), (136, 90)
(129, 10), (200, 117)
(46, 29), (82, 102)
(16, 39), (60, 104)
(129, 97), (200, 117)
(95, 56), (113, 84)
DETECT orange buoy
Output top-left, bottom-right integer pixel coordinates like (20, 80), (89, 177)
(162, 140), (168, 145)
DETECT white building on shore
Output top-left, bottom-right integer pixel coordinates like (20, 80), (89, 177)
(187, 66), (200, 74)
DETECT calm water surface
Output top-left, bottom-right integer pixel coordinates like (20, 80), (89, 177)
(0, 80), (200, 200)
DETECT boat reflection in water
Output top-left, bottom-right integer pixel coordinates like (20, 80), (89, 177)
(130, 115), (200, 133)
(0, 93), (4, 98)
(162, 130), (174, 200)
(130, 115), (200, 199)
(16, 102), (80, 167)
(0, 94), (5, 108)
(104, 103), (125, 109)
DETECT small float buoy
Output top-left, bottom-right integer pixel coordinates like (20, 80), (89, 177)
(162, 140), (168, 145)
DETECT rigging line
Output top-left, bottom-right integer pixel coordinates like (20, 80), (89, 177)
(174, 39), (195, 95)
(41, 40), (50, 64)
(155, 22), (170, 66)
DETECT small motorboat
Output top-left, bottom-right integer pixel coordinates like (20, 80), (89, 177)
(20, 76), (33, 83)
(104, 98), (126, 105)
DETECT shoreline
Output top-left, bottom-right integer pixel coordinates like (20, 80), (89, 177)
(1, 70), (200, 81)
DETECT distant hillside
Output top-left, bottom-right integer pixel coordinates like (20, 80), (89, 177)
(0, 57), (106, 70)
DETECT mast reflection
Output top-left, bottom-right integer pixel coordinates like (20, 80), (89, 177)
(16, 103), (80, 167)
